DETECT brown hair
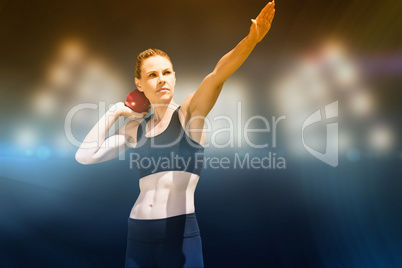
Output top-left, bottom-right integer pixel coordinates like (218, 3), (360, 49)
(135, 48), (173, 79)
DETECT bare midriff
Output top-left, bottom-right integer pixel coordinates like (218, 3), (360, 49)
(129, 170), (200, 220)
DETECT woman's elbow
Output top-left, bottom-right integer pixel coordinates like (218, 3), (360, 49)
(75, 151), (93, 165)
(209, 71), (227, 87)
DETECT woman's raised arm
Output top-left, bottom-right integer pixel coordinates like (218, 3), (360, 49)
(183, 1), (276, 118)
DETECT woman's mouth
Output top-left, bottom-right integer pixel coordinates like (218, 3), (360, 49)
(158, 88), (169, 92)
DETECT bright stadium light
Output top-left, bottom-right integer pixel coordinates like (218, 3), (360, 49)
(74, 58), (126, 105)
(322, 41), (345, 64)
(25, 149), (34, 157)
(46, 39), (85, 89)
(274, 75), (310, 113)
(322, 41), (358, 88)
(349, 90), (374, 116)
(32, 90), (58, 116)
(334, 59), (358, 87)
(368, 125), (394, 152)
(35, 146), (51, 160)
(15, 126), (37, 147)
(47, 64), (71, 88)
(59, 38), (84, 65)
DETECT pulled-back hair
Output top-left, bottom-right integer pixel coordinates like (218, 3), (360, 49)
(135, 48), (172, 79)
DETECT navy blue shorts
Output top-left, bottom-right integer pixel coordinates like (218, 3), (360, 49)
(125, 213), (204, 268)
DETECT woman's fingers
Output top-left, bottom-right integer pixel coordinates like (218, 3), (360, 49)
(263, 1), (275, 17)
(265, 3), (275, 20)
(265, 10), (273, 22)
(256, 1), (274, 24)
(262, 1), (274, 13)
(256, 2), (271, 21)
(263, 5), (275, 24)
(268, 9), (275, 24)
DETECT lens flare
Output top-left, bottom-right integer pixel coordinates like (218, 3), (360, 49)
(368, 125), (394, 152)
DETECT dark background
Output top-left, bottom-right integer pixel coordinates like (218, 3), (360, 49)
(1, 0), (402, 267)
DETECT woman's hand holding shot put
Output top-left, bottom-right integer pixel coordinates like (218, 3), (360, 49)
(75, 102), (148, 165)
(114, 101), (150, 119)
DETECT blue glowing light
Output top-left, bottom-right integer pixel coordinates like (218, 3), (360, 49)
(346, 148), (361, 162)
(36, 146), (51, 160)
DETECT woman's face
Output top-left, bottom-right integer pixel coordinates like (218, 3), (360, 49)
(135, 55), (175, 105)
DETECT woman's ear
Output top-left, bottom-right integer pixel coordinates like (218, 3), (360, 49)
(135, 77), (142, 92)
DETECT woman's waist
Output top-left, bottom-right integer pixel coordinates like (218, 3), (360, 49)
(127, 213), (201, 242)
(131, 196), (196, 220)
(139, 170), (200, 192)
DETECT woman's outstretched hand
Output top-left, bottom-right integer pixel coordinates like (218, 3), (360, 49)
(249, 1), (276, 43)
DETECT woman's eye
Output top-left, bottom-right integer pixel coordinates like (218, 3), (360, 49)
(149, 73), (156, 77)
(164, 71), (171, 75)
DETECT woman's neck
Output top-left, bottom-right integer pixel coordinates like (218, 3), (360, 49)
(151, 101), (179, 122)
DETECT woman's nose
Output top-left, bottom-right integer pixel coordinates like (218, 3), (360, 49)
(158, 75), (166, 84)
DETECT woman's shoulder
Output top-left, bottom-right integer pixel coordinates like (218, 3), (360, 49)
(123, 117), (147, 144)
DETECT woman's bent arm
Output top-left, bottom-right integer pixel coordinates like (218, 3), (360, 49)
(75, 102), (146, 165)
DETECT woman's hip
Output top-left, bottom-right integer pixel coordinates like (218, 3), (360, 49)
(127, 213), (201, 243)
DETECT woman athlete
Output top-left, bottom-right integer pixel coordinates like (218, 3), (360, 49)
(75, 1), (275, 267)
